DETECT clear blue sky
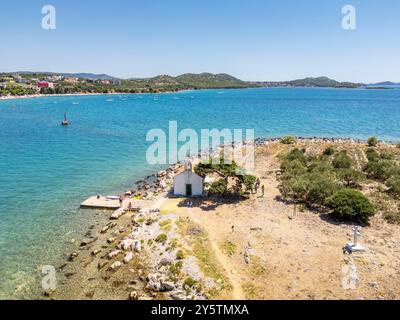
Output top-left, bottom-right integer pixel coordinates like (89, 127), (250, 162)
(1, 0), (399, 82)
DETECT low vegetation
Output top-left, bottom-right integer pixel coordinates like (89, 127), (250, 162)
(278, 147), (373, 222)
(386, 175), (400, 198)
(323, 147), (335, 156)
(155, 233), (168, 243)
(362, 148), (400, 198)
(176, 249), (185, 260)
(368, 136), (378, 147)
(195, 160), (256, 198)
(279, 149), (340, 206)
(177, 218), (231, 297)
(183, 277), (197, 287)
(279, 141), (400, 224)
(220, 240), (236, 256)
(281, 136), (296, 145)
(326, 189), (375, 222)
(208, 179), (228, 196)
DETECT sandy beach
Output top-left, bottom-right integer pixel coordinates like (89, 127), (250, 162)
(0, 89), (195, 101)
(0, 92), (133, 101)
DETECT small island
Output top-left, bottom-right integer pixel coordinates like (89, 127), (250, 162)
(50, 136), (400, 300)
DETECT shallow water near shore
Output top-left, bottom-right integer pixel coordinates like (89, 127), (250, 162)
(0, 87), (400, 299)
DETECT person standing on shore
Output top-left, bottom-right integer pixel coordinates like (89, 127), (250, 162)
(255, 178), (261, 194)
(261, 185), (265, 197)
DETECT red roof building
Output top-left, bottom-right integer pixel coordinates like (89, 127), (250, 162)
(37, 81), (54, 88)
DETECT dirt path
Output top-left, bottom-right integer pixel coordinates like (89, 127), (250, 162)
(205, 225), (245, 299)
(187, 209), (245, 299)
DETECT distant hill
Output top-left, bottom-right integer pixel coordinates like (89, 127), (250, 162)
(369, 81), (400, 86)
(252, 76), (362, 88)
(9, 71), (119, 80)
(63, 73), (119, 80)
(125, 73), (249, 90)
(174, 73), (248, 89)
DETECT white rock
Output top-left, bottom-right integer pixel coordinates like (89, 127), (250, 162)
(118, 238), (135, 251)
(123, 252), (133, 264)
(109, 261), (122, 270)
(157, 170), (166, 177)
(108, 250), (122, 259)
(111, 208), (127, 220)
(133, 240), (142, 253)
(100, 226), (109, 234)
(91, 249), (101, 256)
(146, 273), (167, 292)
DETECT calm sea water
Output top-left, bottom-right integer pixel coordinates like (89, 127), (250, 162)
(0, 87), (399, 298)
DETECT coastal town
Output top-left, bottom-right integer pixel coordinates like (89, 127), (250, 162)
(0, 73), (124, 97)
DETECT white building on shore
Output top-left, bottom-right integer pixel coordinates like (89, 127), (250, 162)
(173, 161), (204, 197)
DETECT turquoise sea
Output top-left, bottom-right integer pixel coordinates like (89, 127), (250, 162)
(0, 87), (400, 299)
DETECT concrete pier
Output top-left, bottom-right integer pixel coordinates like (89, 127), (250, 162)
(80, 196), (156, 211)
(80, 196), (121, 209)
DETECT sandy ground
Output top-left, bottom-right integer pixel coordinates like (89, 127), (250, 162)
(160, 142), (400, 300)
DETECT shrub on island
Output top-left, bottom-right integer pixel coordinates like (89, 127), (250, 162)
(279, 150), (341, 206)
(323, 147), (335, 156)
(155, 233), (168, 243)
(364, 159), (399, 181)
(332, 150), (352, 169)
(326, 189), (375, 222)
(367, 136), (378, 147)
(281, 136), (296, 145)
(176, 250), (185, 260)
(196, 160), (256, 198)
(365, 148), (380, 162)
(336, 168), (363, 187)
(386, 175), (400, 198)
(208, 179), (228, 196)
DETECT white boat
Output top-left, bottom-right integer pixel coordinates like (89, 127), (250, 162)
(61, 112), (69, 126)
(106, 195), (119, 200)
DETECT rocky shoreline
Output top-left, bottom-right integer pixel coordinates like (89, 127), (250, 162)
(254, 136), (399, 146)
(49, 156), (210, 300)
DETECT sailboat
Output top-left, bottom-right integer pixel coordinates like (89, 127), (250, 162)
(61, 112), (69, 126)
